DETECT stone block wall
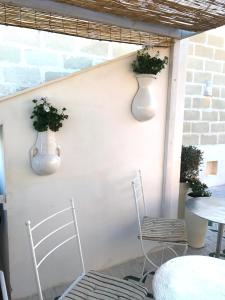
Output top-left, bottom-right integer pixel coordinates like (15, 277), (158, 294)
(183, 26), (225, 145)
(0, 25), (139, 97)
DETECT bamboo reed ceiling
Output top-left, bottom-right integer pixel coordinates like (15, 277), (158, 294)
(0, 0), (224, 46)
(55, 0), (225, 32)
(0, 3), (172, 46)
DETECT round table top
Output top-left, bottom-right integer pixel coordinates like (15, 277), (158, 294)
(185, 196), (225, 224)
(153, 256), (225, 300)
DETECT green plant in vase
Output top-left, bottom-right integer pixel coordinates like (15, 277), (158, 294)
(132, 47), (168, 75)
(30, 97), (69, 132)
(188, 177), (212, 198)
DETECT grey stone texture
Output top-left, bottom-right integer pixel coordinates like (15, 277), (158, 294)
(187, 57), (203, 70)
(221, 88), (225, 98)
(215, 49), (225, 61)
(184, 97), (192, 108)
(2, 26), (40, 46)
(24, 49), (60, 66)
(184, 110), (200, 121)
(64, 56), (93, 69)
(192, 98), (210, 109)
(205, 61), (222, 73)
(211, 122), (225, 132)
(183, 28), (225, 146)
(207, 35), (224, 48)
(186, 71), (193, 82)
(213, 74), (225, 85)
(0, 45), (21, 63)
(4, 66), (41, 86)
(201, 135), (217, 145)
(185, 84), (202, 95)
(190, 33), (207, 44)
(0, 24), (139, 98)
(218, 134), (225, 144)
(188, 43), (194, 55)
(192, 122), (209, 133)
(202, 111), (218, 121)
(195, 45), (213, 59)
(45, 71), (72, 82)
(219, 111), (225, 121)
(183, 134), (199, 145)
(213, 87), (220, 97)
(212, 99), (225, 109)
(194, 72), (212, 83)
(183, 122), (191, 133)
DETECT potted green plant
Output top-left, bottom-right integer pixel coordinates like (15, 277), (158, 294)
(30, 97), (69, 175)
(131, 47), (168, 121)
(188, 177), (211, 198)
(179, 145), (212, 248)
(178, 145), (203, 218)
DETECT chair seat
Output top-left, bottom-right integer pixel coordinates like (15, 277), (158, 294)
(138, 216), (187, 243)
(64, 270), (148, 300)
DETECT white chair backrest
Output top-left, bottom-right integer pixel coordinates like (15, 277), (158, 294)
(0, 271), (8, 300)
(26, 198), (85, 300)
(131, 170), (147, 236)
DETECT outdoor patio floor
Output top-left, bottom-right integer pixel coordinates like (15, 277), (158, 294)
(46, 185), (225, 300)
(103, 184), (225, 296)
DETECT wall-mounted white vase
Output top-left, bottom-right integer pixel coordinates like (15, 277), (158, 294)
(30, 130), (61, 175)
(132, 74), (156, 121)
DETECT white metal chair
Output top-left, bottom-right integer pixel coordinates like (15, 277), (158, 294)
(131, 171), (188, 280)
(0, 271), (8, 300)
(26, 199), (150, 300)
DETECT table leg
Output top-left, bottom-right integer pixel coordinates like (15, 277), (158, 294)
(215, 224), (224, 258)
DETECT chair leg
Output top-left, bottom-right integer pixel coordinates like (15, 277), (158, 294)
(146, 292), (154, 298)
(140, 257), (147, 279)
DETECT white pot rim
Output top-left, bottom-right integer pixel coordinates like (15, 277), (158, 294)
(135, 74), (157, 79)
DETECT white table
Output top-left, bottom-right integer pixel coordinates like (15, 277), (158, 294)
(186, 197), (225, 258)
(153, 256), (225, 300)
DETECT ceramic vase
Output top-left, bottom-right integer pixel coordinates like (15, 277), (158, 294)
(30, 130), (61, 175)
(131, 74), (156, 121)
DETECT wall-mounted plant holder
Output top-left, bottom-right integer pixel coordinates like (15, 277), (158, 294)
(29, 97), (68, 175)
(131, 74), (156, 122)
(30, 130), (61, 175)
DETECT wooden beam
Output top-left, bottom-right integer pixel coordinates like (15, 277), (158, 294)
(161, 39), (188, 218)
(1, 0), (196, 39)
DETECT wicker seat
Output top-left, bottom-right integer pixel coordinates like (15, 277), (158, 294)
(65, 270), (148, 300)
(131, 171), (188, 276)
(139, 217), (187, 243)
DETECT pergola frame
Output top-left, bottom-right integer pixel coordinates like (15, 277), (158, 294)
(0, 0), (194, 39)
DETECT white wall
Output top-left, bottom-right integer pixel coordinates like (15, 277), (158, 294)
(0, 50), (170, 299)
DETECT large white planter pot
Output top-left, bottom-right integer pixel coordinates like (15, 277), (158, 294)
(131, 74), (156, 121)
(30, 130), (61, 175)
(185, 201), (208, 248)
(178, 183), (189, 219)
